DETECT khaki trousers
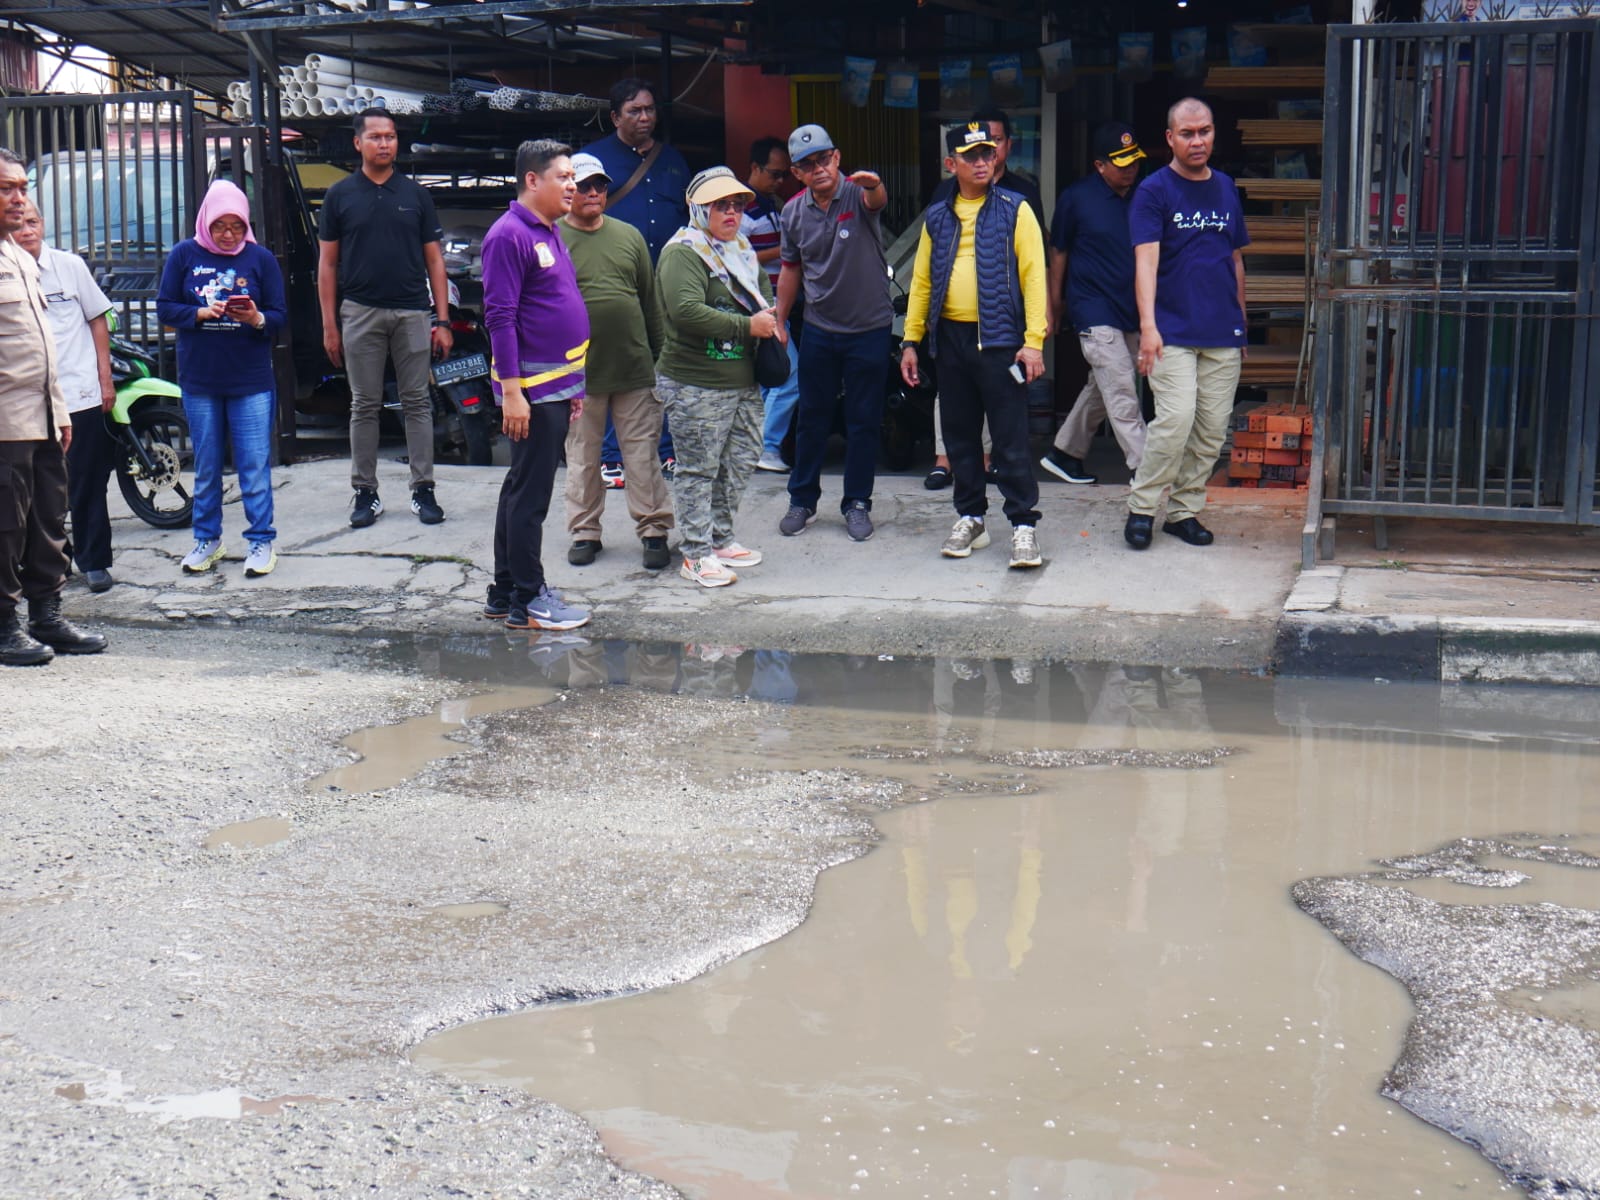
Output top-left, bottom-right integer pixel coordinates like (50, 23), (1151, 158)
(564, 386), (672, 541)
(1055, 326), (1147, 470)
(342, 300), (434, 492)
(1127, 345), (1240, 521)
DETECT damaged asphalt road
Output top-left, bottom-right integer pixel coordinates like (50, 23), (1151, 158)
(0, 626), (902, 1199)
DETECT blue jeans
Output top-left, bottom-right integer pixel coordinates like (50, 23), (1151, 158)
(759, 321), (801, 457)
(601, 411), (674, 463)
(183, 389), (276, 545)
(788, 324), (891, 514)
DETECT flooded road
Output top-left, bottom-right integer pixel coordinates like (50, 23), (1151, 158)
(409, 649), (1600, 1200)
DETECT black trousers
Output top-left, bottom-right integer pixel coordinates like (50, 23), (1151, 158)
(492, 401), (570, 605)
(935, 320), (1040, 527)
(67, 407), (115, 572)
(0, 437), (71, 616)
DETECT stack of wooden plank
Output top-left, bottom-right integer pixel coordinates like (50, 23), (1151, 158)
(1224, 401), (1312, 490)
(1238, 119), (1323, 145)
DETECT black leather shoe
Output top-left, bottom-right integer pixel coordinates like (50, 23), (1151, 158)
(1, 612), (53, 666)
(641, 536), (671, 570)
(25, 597), (107, 655)
(1162, 517), (1215, 546)
(568, 539), (602, 566)
(1124, 513), (1154, 550)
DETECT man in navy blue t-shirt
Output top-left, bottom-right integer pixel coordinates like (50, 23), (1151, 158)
(1043, 121), (1150, 487)
(1124, 97), (1248, 551)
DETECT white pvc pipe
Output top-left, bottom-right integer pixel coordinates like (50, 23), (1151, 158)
(290, 98), (309, 117)
(305, 53), (322, 70)
(292, 66), (310, 83)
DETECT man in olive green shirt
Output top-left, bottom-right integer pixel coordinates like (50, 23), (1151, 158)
(558, 152), (672, 570)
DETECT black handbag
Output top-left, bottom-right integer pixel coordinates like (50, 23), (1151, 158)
(754, 335), (790, 388)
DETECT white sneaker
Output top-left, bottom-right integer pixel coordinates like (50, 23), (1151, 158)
(940, 516), (990, 558)
(243, 542), (277, 578)
(180, 539), (226, 574)
(680, 556), (737, 588)
(714, 542), (763, 566)
(755, 453), (789, 473)
(1009, 524), (1042, 569)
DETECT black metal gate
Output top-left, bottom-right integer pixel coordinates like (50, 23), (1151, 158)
(1307, 19), (1600, 564)
(0, 92), (297, 461)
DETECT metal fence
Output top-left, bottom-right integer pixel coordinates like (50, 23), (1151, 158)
(0, 93), (297, 460)
(1307, 19), (1600, 564)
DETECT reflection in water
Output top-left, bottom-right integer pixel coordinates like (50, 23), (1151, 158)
(409, 655), (1600, 1199)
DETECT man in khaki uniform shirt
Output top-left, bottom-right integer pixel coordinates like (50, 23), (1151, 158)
(0, 148), (106, 665)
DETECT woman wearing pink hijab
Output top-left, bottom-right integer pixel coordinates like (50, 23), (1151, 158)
(156, 179), (286, 577)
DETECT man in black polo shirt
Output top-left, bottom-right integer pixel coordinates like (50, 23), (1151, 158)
(1042, 121), (1149, 486)
(319, 107), (454, 528)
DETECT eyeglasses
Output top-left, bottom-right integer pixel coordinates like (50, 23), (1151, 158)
(955, 147), (997, 164)
(792, 152), (835, 176)
(210, 220), (247, 236)
(575, 178), (608, 194)
(707, 198), (745, 214)
(760, 162), (789, 177)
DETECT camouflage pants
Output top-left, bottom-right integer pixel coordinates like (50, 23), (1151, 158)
(656, 374), (762, 562)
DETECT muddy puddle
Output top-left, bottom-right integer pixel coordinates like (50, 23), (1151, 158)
(390, 642), (1600, 1199)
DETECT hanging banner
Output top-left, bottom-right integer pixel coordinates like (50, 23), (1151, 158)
(1171, 26), (1207, 80)
(940, 59), (972, 111)
(884, 63), (918, 109)
(988, 53), (1023, 108)
(841, 56), (876, 107)
(1118, 33), (1154, 83)
(1038, 39), (1074, 93)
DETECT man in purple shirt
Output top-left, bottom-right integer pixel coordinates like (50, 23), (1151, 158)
(481, 139), (592, 631)
(1124, 98), (1248, 552)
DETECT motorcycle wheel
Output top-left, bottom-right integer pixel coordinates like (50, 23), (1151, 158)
(458, 408), (494, 466)
(116, 405), (195, 529)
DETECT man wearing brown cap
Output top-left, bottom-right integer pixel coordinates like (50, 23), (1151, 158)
(899, 123), (1048, 570)
(1042, 121), (1150, 486)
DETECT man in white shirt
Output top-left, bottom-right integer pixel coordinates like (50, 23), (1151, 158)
(12, 200), (118, 592)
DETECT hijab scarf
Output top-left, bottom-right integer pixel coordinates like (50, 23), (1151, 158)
(665, 197), (767, 314)
(193, 179), (257, 256)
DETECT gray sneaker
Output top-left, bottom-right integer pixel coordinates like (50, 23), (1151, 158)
(779, 504), (816, 536)
(844, 501), (873, 542)
(1009, 524), (1042, 569)
(941, 516), (990, 558)
(506, 584), (591, 631)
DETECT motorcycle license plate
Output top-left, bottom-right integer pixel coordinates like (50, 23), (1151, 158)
(432, 352), (488, 386)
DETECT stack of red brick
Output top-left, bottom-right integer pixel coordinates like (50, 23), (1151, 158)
(1224, 402), (1311, 490)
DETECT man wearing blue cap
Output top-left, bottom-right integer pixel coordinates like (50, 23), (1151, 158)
(774, 124), (892, 543)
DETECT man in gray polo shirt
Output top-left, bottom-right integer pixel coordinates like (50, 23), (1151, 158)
(774, 124), (892, 542)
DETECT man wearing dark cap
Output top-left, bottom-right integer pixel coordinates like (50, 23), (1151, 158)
(774, 123), (892, 543)
(899, 123), (1048, 570)
(1042, 121), (1150, 486)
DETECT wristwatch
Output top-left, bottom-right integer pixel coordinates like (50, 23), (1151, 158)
(430, 316), (449, 328)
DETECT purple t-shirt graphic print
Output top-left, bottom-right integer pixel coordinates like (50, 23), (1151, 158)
(1129, 166), (1250, 349)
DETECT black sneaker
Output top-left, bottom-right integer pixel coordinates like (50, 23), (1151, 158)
(641, 536), (671, 570)
(411, 485), (445, 525)
(350, 487), (383, 528)
(568, 539), (602, 566)
(1040, 448), (1097, 484)
(483, 588), (511, 620)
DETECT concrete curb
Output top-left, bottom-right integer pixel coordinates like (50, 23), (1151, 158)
(1274, 565), (1600, 686)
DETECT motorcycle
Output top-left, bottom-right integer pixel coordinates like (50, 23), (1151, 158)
(385, 286), (498, 466)
(107, 335), (195, 529)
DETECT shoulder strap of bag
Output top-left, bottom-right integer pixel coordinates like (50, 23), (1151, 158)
(606, 141), (665, 210)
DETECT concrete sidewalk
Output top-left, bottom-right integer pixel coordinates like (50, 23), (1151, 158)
(72, 453), (1600, 679)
